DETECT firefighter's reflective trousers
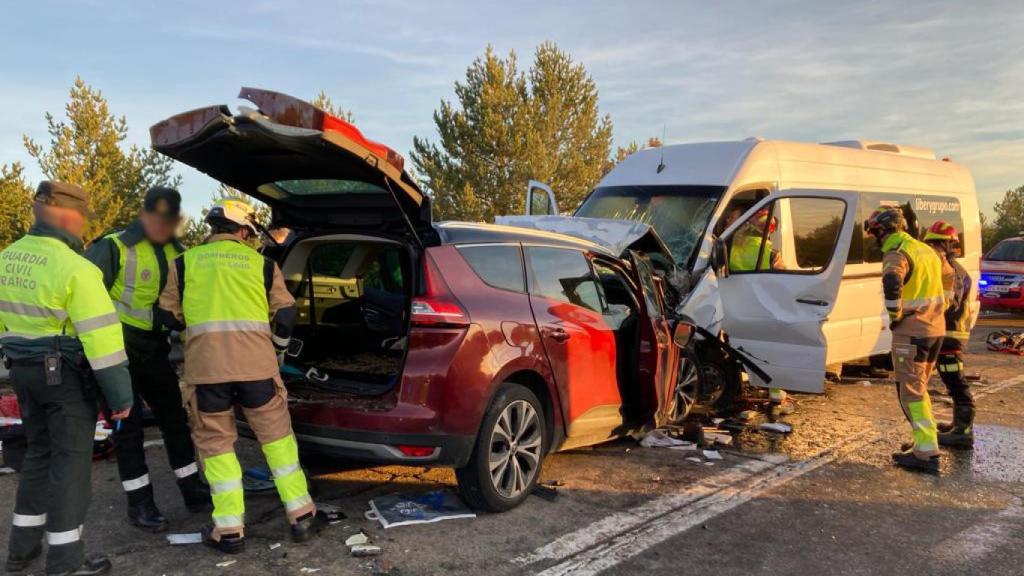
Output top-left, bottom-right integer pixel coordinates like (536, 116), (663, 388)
(937, 338), (974, 410)
(891, 333), (941, 458)
(185, 376), (314, 538)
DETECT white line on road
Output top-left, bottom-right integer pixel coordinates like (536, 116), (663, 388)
(932, 497), (1024, 565)
(523, 373), (1024, 576)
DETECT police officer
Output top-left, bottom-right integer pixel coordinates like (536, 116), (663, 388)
(157, 199), (317, 554)
(865, 207), (946, 474)
(84, 187), (211, 531)
(923, 221), (976, 447)
(1, 182), (134, 575)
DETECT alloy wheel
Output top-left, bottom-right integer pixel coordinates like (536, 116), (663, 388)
(669, 352), (700, 423)
(488, 400), (542, 499)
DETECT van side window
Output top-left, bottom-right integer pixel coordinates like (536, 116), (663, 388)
(525, 247), (604, 313)
(728, 197), (846, 275)
(458, 245), (525, 292)
(860, 193), (964, 263)
(715, 189), (768, 235)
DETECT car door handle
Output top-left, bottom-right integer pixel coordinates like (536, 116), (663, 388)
(545, 327), (571, 342)
(796, 298), (830, 307)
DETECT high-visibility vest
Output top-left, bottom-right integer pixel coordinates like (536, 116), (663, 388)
(0, 234), (128, 372)
(882, 231), (945, 312)
(730, 234), (772, 272)
(181, 239), (270, 341)
(107, 233), (182, 330)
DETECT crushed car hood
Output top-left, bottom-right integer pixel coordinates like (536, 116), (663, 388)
(496, 215), (676, 267)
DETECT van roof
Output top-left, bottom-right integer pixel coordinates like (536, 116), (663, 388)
(599, 139), (975, 196)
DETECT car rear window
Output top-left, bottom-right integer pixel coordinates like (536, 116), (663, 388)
(262, 179), (387, 196)
(458, 245), (525, 292)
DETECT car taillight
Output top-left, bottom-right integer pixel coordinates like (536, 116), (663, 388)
(396, 445), (437, 458)
(411, 252), (470, 328)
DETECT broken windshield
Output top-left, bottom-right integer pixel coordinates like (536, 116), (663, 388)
(575, 185), (726, 267)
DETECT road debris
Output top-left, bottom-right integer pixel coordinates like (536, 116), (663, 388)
(685, 457), (702, 463)
(351, 544), (383, 557)
(737, 410), (758, 421)
(166, 532), (202, 545)
(316, 503), (346, 524)
(639, 429), (689, 448)
(269, 542), (282, 551)
(366, 490), (476, 529)
(242, 465), (276, 493)
(346, 532), (370, 547)
(532, 483), (559, 502)
(299, 568), (322, 573)
(759, 422), (793, 434)
(703, 450), (723, 460)
(216, 560), (237, 568)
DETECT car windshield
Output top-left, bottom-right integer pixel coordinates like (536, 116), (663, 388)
(985, 239), (1024, 262)
(574, 185), (726, 266)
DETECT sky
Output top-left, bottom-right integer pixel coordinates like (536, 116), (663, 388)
(1, 0), (1022, 219)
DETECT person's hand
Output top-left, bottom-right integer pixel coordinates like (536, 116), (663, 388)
(110, 407), (132, 421)
(888, 311), (904, 330)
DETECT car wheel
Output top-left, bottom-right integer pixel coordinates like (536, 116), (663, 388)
(456, 383), (546, 512)
(695, 339), (743, 414)
(666, 349), (701, 425)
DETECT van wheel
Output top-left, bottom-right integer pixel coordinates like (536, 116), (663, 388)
(695, 340), (743, 414)
(456, 383), (546, 512)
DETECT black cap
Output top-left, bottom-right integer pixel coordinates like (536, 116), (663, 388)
(143, 187), (181, 219)
(35, 180), (95, 217)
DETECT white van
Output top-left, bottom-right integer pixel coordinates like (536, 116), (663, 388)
(511, 139), (980, 405)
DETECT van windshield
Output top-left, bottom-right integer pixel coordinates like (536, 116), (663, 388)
(575, 185), (726, 266)
(985, 239), (1024, 262)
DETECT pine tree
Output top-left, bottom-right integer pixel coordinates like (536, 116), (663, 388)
(179, 184), (271, 248)
(311, 91), (355, 122)
(0, 162), (33, 248)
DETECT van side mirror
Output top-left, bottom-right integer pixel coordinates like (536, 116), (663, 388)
(712, 237), (729, 277)
(672, 320), (695, 348)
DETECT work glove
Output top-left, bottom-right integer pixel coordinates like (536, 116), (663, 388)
(888, 311), (904, 330)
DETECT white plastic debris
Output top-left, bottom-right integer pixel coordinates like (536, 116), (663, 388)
(166, 532), (202, 545)
(269, 542), (282, 551)
(858, 380), (872, 387)
(759, 422), (793, 434)
(351, 544), (382, 557)
(667, 442), (697, 451)
(703, 450), (723, 460)
(345, 532), (369, 547)
(705, 432), (732, 446)
(216, 560), (237, 568)
(711, 418), (725, 425)
(639, 429), (687, 448)
(300, 569), (321, 574)
(685, 457), (702, 463)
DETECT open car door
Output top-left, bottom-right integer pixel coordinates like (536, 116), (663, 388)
(717, 189), (859, 393)
(627, 251), (679, 427)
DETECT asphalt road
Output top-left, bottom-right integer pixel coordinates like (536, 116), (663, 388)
(1, 318), (1023, 575)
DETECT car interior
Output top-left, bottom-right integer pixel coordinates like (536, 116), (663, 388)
(591, 259), (646, 423)
(278, 235), (411, 396)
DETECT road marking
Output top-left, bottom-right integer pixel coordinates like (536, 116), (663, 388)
(522, 373), (1024, 576)
(932, 497), (1024, 565)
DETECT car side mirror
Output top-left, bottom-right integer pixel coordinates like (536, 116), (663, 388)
(712, 237), (729, 278)
(672, 320), (695, 348)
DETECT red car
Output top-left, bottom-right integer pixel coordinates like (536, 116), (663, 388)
(151, 88), (692, 511)
(980, 236), (1024, 312)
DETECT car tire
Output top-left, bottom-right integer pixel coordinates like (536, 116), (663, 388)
(456, 383), (546, 512)
(695, 339), (743, 414)
(666, 349), (701, 425)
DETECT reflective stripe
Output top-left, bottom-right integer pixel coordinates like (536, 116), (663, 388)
(12, 512), (46, 527)
(271, 333), (290, 348)
(272, 462), (302, 479)
(0, 300), (68, 321)
(73, 311), (120, 333)
(174, 462), (199, 479)
(911, 419), (935, 431)
(884, 299), (900, 309)
(0, 331), (46, 342)
(122, 473), (151, 492)
(89, 349), (128, 370)
(120, 245), (139, 313)
(904, 296), (944, 308)
(114, 300), (153, 324)
(947, 330), (971, 340)
(213, 514), (244, 528)
(211, 479), (243, 494)
(46, 526), (82, 545)
(187, 320), (271, 338)
(284, 493), (313, 513)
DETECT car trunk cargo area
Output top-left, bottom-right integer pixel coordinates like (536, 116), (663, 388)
(279, 234), (413, 398)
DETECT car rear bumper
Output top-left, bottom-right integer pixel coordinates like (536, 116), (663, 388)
(238, 420), (475, 468)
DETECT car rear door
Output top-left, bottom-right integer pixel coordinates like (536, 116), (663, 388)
(524, 246), (622, 442)
(717, 190), (859, 393)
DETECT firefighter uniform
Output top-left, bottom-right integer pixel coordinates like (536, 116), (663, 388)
(881, 229), (947, 461)
(158, 226), (313, 547)
(1, 182), (133, 574)
(85, 211), (209, 522)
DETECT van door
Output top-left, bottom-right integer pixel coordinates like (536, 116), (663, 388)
(717, 190), (859, 393)
(525, 181), (559, 215)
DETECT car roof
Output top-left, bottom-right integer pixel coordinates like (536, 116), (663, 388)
(432, 221), (617, 257)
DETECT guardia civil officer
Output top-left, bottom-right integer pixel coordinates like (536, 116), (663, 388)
(84, 187), (211, 532)
(1, 182), (133, 575)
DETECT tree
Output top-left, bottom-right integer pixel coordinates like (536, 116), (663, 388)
(991, 185), (1024, 243)
(0, 162), (33, 248)
(604, 136), (663, 176)
(311, 91), (354, 123)
(411, 43), (613, 221)
(179, 184), (271, 248)
(23, 77), (181, 241)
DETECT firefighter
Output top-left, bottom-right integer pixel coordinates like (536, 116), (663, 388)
(865, 207), (946, 474)
(157, 199), (317, 554)
(2, 182), (134, 575)
(84, 187), (211, 532)
(923, 220), (975, 447)
(728, 208), (793, 417)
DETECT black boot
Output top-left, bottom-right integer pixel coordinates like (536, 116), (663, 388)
(290, 511), (322, 543)
(892, 450), (939, 475)
(127, 499), (169, 533)
(201, 524), (245, 555)
(938, 404), (975, 448)
(180, 475), (213, 513)
(5, 544), (41, 572)
(47, 555), (112, 576)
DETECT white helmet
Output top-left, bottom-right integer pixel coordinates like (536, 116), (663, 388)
(206, 198), (257, 234)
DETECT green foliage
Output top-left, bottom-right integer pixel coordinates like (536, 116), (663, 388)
(989, 185), (1024, 249)
(604, 136), (663, 175)
(23, 77), (181, 241)
(311, 91), (355, 122)
(411, 42), (613, 222)
(179, 184), (271, 248)
(0, 162), (33, 248)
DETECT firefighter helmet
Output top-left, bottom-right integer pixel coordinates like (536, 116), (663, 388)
(206, 198), (257, 234)
(923, 220), (959, 243)
(863, 207), (906, 236)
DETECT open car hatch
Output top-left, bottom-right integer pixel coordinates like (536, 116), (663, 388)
(149, 87), (430, 230)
